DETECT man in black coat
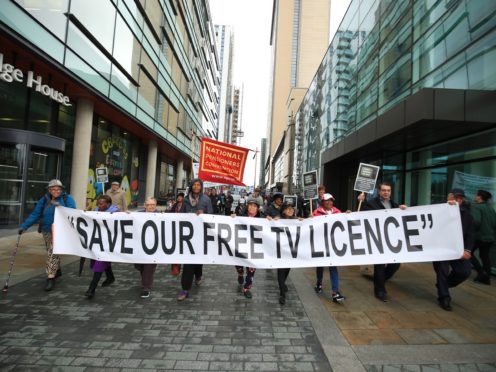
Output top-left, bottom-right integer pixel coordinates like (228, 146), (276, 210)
(359, 182), (407, 302)
(433, 188), (474, 311)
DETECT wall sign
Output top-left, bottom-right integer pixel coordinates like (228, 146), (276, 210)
(0, 52), (71, 106)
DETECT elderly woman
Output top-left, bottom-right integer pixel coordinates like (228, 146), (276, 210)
(19, 179), (76, 291)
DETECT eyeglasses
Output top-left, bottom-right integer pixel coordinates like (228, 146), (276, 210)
(145, 203), (157, 206)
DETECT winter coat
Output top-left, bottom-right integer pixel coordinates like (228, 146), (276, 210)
(312, 205), (342, 216)
(471, 201), (496, 243)
(264, 203), (281, 218)
(21, 192), (76, 232)
(170, 201), (186, 213)
(106, 188), (127, 211)
(459, 202), (475, 252)
(361, 196), (399, 210)
(184, 178), (213, 214)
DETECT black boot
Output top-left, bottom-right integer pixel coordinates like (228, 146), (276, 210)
(85, 273), (101, 299)
(101, 267), (115, 287)
(55, 268), (62, 278)
(45, 278), (55, 291)
(84, 285), (96, 299)
(279, 291), (286, 305)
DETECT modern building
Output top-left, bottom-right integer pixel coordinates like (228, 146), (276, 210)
(295, 0), (496, 211)
(0, 0), (220, 230)
(230, 86), (243, 145)
(214, 24), (234, 143)
(265, 0), (331, 193)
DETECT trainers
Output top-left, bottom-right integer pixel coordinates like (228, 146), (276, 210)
(243, 289), (252, 299)
(177, 290), (189, 301)
(237, 275), (244, 284)
(195, 277), (202, 286)
(101, 277), (115, 287)
(140, 291), (150, 298)
(332, 291), (345, 303)
(314, 284), (322, 294)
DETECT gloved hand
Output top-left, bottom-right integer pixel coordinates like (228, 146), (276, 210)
(18, 228), (24, 235)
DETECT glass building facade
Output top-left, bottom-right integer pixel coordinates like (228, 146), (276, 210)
(0, 0), (220, 229)
(295, 0), (496, 205)
(293, 0), (496, 270)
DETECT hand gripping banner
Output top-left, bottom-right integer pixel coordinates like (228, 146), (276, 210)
(198, 137), (249, 186)
(54, 204), (464, 268)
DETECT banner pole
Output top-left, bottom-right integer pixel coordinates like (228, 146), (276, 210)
(191, 130), (195, 178)
(253, 147), (258, 188)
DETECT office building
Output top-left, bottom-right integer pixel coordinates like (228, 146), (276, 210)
(214, 24), (234, 143)
(266, 0), (331, 193)
(0, 0), (220, 229)
(295, 0), (496, 211)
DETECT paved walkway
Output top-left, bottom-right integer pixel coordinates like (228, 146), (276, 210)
(0, 231), (495, 371)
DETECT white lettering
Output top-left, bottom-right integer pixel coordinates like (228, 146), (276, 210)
(26, 71), (42, 90)
(1, 51), (71, 106)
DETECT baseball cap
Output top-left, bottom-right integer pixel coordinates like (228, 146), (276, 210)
(449, 188), (465, 197)
(322, 193), (335, 201)
(47, 179), (64, 188)
(273, 192), (283, 200)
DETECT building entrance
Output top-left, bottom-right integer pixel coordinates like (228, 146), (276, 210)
(0, 128), (64, 228)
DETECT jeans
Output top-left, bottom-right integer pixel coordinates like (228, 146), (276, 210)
(316, 266), (339, 292)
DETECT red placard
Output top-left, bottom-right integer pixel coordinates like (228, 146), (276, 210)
(198, 137), (249, 186)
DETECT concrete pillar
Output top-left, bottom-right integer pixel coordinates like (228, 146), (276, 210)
(70, 99), (94, 209)
(176, 159), (184, 190)
(145, 140), (158, 199)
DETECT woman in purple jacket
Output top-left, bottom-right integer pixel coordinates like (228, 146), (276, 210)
(84, 195), (118, 299)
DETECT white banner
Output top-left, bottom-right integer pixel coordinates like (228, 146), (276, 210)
(53, 204), (464, 268)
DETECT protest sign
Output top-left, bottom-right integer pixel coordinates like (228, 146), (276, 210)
(354, 163), (380, 193)
(302, 170), (318, 200)
(198, 138), (249, 186)
(54, 204), (464, 268)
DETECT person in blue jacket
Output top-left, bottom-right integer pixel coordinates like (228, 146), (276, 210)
(19, 179), (76, 291)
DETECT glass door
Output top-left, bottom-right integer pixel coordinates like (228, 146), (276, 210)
(0, 144), (26, 226)
(23, 147), (61, 220)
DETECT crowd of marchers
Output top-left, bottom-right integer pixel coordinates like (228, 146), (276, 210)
(18, 177), (496, 311)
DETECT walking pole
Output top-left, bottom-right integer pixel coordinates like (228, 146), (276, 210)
(2, 234), (22, 293)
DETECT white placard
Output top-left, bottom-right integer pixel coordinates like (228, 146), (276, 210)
(354, 163), (380, 193)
